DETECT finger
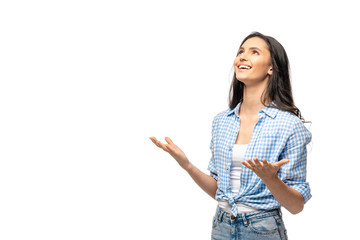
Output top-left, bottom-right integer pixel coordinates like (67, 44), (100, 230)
(153, 138), (161, 147)
(164, 142), (175, 153)
(241, 161), (253, 170)
(262, 159), (270, 166)
(161, 144), (171, 153)
(253, 158), (262, 167)
(150, 137), (159, 146)
(274, 159), (290, 169)
(152, 138), (167, 151)
(246, 159), (257, 168)
(157, 141), (170, 151)
(278, 159), (290, 165)
(150, 137), (161, 145)
(164, 137), (174, 145)
(150, 137), (173, 154)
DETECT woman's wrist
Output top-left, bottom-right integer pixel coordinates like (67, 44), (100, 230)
(261, 174), (280, 185)
(183, 161), (193, 173)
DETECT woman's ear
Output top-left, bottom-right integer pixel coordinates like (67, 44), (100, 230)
(268, 67), (273, 76)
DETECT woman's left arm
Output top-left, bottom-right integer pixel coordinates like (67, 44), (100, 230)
(242, 158), (305, 214)
(242, 120), (312, 215)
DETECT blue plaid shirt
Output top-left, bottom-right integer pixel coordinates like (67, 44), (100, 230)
(208, 102), (312, 216)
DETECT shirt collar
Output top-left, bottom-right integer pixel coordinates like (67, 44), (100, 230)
(227, 101), (279, 119)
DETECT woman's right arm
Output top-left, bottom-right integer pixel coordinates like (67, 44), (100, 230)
(149, 136), (218, 199)
(183, 162), (218, 199)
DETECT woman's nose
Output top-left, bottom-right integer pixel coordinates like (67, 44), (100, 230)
(240, 55), (247, 61)
(238, 52), (248, 61)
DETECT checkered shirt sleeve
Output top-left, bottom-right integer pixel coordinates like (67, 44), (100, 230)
(208, 112), (223, 181)
(278, 118), (312, 203)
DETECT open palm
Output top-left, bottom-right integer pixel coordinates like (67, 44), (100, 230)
(149, 136), (190, 170)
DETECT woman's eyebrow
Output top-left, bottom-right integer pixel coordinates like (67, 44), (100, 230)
(238, 47), (263, 52)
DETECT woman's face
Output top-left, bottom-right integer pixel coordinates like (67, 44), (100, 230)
(233, 37), (273, 85)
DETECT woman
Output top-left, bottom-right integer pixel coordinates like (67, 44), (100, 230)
(149, 32), (311, 240)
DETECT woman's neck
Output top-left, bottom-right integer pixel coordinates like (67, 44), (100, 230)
(240, 82), (269, 116)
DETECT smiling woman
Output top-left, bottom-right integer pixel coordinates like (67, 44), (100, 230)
(234, 38), (273, 87)
(150, 32), (311, 240)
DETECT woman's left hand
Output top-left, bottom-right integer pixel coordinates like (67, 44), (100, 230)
(241, 158), (289, 182)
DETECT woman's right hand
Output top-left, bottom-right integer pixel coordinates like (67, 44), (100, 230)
(149, 136), (191, 171)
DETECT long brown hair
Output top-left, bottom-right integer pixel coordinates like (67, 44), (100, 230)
(228, 32), (304, 121)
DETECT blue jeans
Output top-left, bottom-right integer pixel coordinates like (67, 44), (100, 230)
(211, 206), (288, 240)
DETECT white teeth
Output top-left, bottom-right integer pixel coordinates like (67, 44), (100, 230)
(239, 65), (251, 69)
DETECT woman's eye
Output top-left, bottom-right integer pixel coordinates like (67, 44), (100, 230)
(253, 51), (259, 55)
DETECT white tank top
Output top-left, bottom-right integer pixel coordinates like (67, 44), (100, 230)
(217, 143), (258, 213)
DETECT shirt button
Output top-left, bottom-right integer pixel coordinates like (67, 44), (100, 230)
(226, 166), (229, 170)
(229, 146), (232, 151)
(227, 186), (230, 189)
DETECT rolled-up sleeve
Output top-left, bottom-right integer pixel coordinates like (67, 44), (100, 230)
(207, 116), (218, 181)
(279, 119), (312, 203)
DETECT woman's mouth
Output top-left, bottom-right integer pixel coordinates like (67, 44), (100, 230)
(237, 64), (252, 71)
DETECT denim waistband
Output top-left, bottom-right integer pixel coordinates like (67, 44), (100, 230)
(214, 206), (282, 226)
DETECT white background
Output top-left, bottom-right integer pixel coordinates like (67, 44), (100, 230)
(1, 0), (359, 239)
